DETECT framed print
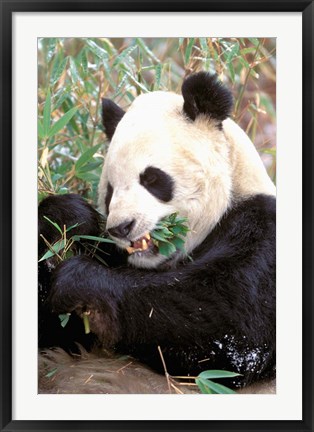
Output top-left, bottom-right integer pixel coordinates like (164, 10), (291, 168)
(1, 1), (313, 431)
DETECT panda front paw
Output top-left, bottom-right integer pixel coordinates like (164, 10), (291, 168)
(38, 194), (102, 256)
(49, 255), (121, 346)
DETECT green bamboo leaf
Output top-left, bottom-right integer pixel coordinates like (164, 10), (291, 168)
(81, 48), (88, 75)
(113, 44), (138, 67)
(171, 237), (185, 250)
(240, 47), (258, 55)
(199, 38), (208, 53)
(53, 86), (70, 111)
(198, 378), (236, 394)
(228, 62), (235, 83)
(43, 89), (51, 138)
(154, 64), (162, 90)
(48, 106), (78, 138)
(151, 231), (170, 242)
(195, 378), (215, 394)
(123, 71), (149, 93)
(72, 235), (115, 243)
(38, 121), (44, 139)
(158, 241), (176, 257)
(136, 38), (161, 63)
(43, 215), (63, 234)
(226, 42), (239, 64)
(198, 370), (241, 380)
(59, 313), (71, 328)
(85, 39), (109, 60)
(46, 38), (57, 62)
(69, 57), (83, 85)
(248, 37), (260, 47)
(185, 38), (195, 65)
(45, 367), (58, 378)
(75, 143), (102, 170)
(171, 225), (185, 235)
(50, 56), (68, 86)
(38, 238), (66, 262)
(75, 171), (100, 183)
(238, 56), (250, 69)
(76, 160), (103, 174)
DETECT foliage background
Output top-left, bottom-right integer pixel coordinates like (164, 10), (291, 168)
(38, 37), (276, 204)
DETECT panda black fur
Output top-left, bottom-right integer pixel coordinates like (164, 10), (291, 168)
(39, 72), (276, 390)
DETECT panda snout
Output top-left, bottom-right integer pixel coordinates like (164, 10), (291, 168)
(107, 219), (135, 239)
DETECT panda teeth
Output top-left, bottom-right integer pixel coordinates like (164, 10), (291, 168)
(142, 239), (148, 250)
(126, 233), (151, 255)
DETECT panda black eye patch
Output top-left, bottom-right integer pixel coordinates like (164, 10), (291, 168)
(105, 182), (113, 213)
(140, 166), (174, 202)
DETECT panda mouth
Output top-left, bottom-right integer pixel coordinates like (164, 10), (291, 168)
(126, 233), (155, 255)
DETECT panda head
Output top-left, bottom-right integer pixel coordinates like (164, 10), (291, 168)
(98, 73), (234, 269)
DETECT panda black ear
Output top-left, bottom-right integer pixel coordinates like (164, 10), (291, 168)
(102, 98), (126, 141)
(181, 72), (233, 124)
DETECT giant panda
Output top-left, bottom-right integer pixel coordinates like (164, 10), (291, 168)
(38, 72), (276, 392)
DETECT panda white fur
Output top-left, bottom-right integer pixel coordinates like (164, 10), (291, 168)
(38, 72), (276, 391)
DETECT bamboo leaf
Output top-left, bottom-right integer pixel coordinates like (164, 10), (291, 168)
(195, 378), (215, 394)
(38, 238), (66, 262)
(69, 57), (83, 85)
(48, 106), (79, 138)
(198, 370), (241, 380)
(50, 56), (68, 86)
(59, 313), (71, 328)
(198, 378), (236, 394)
(136, 38), (161, 63)
(113, 44), (138, 67)
(43, 215), (63, 234)
(85, 39), (109, 60)
(46, 38), (57, 62)
(45, 367), (58, 378)
(38, 121), (44, 139)
(81, 48), (88, 75)
(72, 234), (115, 243)
(43, 89), (51, 137)
(75, 143), (102, 170)
(185, 38), (195, 65)
(154, 64), (162, 90)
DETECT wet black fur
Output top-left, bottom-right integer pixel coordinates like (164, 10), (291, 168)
(105, 182), (113, 214)
(182, 72), (233, 124)
(102, 98), (125, 141)
(38, 193), (276, 387)
(38, 194), (101, 257)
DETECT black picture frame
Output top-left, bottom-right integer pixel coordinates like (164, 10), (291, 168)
(1, 1), (313, 431)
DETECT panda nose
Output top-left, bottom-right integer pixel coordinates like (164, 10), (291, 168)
(107, 220), (135, 239)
